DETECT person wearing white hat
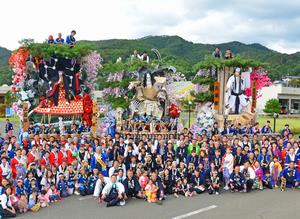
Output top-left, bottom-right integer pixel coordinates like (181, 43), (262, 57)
(225, 68), (250, 114)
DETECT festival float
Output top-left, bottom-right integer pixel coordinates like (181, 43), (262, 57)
(99, 56), (186, 139)
(190, 56), (271, 134)
(9, 41), (102, 134)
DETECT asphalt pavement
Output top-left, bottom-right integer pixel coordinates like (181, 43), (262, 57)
(16, 189), (299, 219)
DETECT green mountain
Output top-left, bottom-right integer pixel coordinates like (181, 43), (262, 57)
(84, 35), (300, 80)
(0, 47), (12, 85)
(1, 35), (300, 84)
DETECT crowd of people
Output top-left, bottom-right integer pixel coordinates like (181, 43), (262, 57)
(0, 118), (299, 217)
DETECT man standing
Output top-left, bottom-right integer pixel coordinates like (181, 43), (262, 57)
(5, 119), (13, 138)
(10, 149), (22, 179)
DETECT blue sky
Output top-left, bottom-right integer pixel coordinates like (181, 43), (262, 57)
(1, 0), (299, 53)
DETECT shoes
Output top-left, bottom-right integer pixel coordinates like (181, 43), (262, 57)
(215, 192), (219, 195)
(223, 186), (229, 190)
(119, 200), (126, 206)
(74, 191), (80, 196)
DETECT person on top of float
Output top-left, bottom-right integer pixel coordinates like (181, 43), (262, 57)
(48, 35), (55, 44)
(212, 47), (222, 58)
(66, 30), (76, 45)
(55, 33), (65, 44)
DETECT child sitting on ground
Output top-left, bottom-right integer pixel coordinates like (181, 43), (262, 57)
(38, 190), (49, 208)
(144, 179), (158, 203)
(173, 178), (184, 198)
(47, 183), (61, 202)
(208, 171), (220, 195)
(182, 178), (195, 197)
(262, 170), (273, 189)
(28, 188), (40, 212)
(18, 193), (28, 213)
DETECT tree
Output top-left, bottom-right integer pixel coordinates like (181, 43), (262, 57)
(263, 99), (281, 114)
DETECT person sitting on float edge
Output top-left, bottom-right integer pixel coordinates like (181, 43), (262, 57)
(48, 35), (55, 44)
(66, 30), (76, 45)
(140, 51), (149, 63)
(224, 48), (234, 59)
(212, 47), (222, 58)
(55, 33), (65, 44)
(131, 50), (141, 60)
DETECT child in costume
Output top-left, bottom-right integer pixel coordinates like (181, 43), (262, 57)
(173, 178), (184, 198)
(270, 156), (282, 187)
(139, 170), (149, 191)
(47, 183), (61, 202)
(38, 190), (49, 208)
(66, 165), (77, 195)
(76, 168), (89, 196)
(18, 193), (28, 213)
(57, 173), (69, 197)
(208, 171), (220, 195)
(15, 178), (26, 198)
(28, 188), (40, 212)
(144, 179), (158, 203)
(262, 170), (273, 189)
(182, 178), (195, 197)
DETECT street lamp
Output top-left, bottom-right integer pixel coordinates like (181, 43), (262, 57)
(273, 113), (277, 133)
(188, 100), (192, 128)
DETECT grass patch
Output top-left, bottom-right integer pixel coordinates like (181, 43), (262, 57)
(0, 116), (21, 123)
(257, 116), (300, 137)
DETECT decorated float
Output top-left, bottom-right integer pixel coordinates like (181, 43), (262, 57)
(190, 56), (271, 134)
(99, 56), (185, 139)
(9, 41), (102, 134)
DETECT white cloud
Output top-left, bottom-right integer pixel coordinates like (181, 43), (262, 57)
(0, 0), (299, 54)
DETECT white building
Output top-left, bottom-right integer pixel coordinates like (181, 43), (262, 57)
(257, 81), (300, 114)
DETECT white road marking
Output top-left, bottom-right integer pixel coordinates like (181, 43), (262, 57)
(78, 196), (93, 201)
(172, 205), (217, 219)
